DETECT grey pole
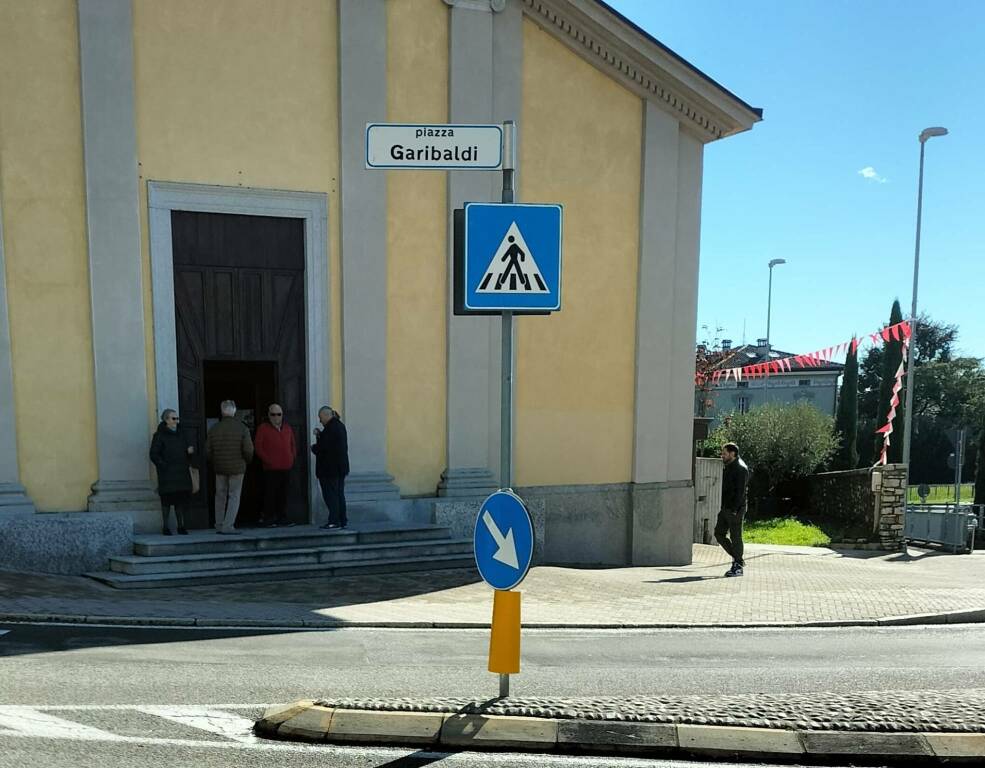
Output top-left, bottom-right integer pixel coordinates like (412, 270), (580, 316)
(902, 127), (947, 470)
(499, 120), (516, 700)
(764, 259), (785, 404)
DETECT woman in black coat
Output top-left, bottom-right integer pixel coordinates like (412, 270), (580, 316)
(149, 409), (194, 535)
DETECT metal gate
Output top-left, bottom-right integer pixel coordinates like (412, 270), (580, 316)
(694, 458), (722, 544)
(904, 503), (984, 553)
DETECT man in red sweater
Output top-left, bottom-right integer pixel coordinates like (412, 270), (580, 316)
(254, 403), (297, 527)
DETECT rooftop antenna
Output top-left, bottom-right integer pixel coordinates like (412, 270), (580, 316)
(741, 319), (746, 345)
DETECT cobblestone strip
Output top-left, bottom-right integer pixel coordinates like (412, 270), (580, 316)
(315, 690), (985, 733)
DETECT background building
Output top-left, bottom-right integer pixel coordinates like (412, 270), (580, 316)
(0, 0), (759, 572)
(698, 339), (843, 428)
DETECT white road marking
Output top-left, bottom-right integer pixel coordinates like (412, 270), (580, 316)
(0, 707), (124, 741)
(0, 630), (9, 637)
(135, 705), (259, 743)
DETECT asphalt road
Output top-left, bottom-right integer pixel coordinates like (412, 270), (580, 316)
(2, 621), (983, 767)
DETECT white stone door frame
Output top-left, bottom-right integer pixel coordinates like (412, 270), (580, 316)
(147, 181), (331, 522)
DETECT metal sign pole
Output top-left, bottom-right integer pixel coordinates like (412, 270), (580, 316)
(499, 120), (516, 699)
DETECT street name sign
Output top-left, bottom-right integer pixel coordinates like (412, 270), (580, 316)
(455, 202), (563, 314)
(366, 123), (503, 170)
(473, 489), (535, 591)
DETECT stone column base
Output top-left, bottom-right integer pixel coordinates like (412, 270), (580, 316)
(0, 482), (35, 516)
(87, 480), (160, 513)
(631, 481), (694, 567)
(344, 471), (401, 503)
(437, 467), (498, 498)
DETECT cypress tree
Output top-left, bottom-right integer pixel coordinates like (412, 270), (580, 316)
(833, 338), (859, 470)
(874, 300), (905, 463)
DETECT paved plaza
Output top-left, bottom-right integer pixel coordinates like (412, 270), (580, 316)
(3, 543), (985, 628)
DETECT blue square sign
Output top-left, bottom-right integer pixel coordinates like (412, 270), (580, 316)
(463, 203), (562, 312)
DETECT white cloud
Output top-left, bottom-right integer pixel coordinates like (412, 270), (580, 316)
(858, 166), (888, 184)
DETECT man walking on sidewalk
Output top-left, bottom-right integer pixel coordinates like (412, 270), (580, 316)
(716, 442), (750, 577)
(312, 406), (349, 530)
(206, 400), (254, 535)
(255, 403), (297, 527)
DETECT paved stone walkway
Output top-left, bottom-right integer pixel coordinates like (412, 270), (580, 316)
(316, 689), (985, 732)
(3, 544), (985, 627)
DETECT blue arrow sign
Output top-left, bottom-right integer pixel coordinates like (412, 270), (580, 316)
(463, 203), (562, 312)
(473, 490), (535, 591)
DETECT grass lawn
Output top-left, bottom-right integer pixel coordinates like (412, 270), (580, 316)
(907, 483), (975, 503)
(744, 517), (832, 547)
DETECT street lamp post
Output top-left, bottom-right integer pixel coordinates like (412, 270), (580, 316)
(902, 127), (948, 470)
(764, 258), (786, 403)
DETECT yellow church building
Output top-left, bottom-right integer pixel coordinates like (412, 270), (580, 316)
(0, 0), (759, 576)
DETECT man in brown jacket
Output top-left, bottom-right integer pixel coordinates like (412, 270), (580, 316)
(206, 400), (254, 534)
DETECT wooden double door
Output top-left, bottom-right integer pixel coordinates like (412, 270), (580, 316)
(171, 210), (308, 528)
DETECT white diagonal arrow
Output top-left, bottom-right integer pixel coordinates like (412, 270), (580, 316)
(482, 510), (519, 569)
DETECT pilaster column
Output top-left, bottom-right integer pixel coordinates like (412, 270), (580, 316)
(77, 0), (157, 512)
(438, 0), (521, 496)
(0, 182), (35, 516)
(338, 0), (400, 501)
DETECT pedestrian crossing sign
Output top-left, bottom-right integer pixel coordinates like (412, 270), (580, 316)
(456, 203), (563, 313)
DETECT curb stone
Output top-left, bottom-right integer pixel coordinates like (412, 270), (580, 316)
(4, 610), (985, 630)
(254, 701), (985, 762)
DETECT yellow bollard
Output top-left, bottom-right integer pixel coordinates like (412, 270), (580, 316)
(488, 589), (521, 674)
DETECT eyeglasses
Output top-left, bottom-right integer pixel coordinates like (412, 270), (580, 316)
(167, 416), (180, 422)
(269, 412), (283, 417)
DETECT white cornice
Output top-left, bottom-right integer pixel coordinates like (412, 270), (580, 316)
(520, 0), (761, 142)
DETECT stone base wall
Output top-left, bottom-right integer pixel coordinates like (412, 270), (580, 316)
(434, 482), (693, 567)
(0, 512), (133, 574)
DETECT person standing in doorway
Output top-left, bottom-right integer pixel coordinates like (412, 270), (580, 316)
(715, 442), (750, 577)
(149, 409), (194, 536)
(206, 400), (254, 535)
(254, 403), (297, 527)
(312, 406), (349, 530)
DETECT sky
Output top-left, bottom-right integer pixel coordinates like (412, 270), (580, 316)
(606, 0), (985, 359)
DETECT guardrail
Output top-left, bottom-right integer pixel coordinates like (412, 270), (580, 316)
(904, 503), (984, 553)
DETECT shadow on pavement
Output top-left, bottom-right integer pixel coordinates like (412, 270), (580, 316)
(0, 621), (312, 658)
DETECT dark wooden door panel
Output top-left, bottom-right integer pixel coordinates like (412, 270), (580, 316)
(171, 211), (308, 528)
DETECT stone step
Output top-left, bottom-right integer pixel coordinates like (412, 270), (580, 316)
(86, 552), (477, 589)
(109, 538), (474, 575)
(133, 523), (451, 557)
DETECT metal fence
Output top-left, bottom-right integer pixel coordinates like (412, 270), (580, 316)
(904, 503), (985, 553)
(694, 458), (722, 544)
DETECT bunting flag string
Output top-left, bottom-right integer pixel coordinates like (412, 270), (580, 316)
(695, 319), (912, 387)
(874, 336), (910, 467)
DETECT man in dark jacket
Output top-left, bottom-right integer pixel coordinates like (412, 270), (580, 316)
(716, 442), (750, 577)
(312, 406), (349, 529)
(206, 400), (254, 534)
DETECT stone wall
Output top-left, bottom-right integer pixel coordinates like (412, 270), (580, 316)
(874, 463), (907, 550)
(806, 464), (907, 551)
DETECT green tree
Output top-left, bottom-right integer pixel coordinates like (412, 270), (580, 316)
(832, 338), (859, 470)
(705, 402), (838, 504)
(874, 300), (905, 463)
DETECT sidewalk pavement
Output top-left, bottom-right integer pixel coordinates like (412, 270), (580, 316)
(4, 543), (985, 628)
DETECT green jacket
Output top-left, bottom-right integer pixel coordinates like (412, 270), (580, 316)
(206, 417), (254, 476)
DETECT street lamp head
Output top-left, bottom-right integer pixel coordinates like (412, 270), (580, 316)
(919, 126), (948, 143)
(768, 258), (786, 269)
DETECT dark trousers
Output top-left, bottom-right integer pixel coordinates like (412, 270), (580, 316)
(715, 509), (745, 566)
(263, 469), (291, 523)
(319, 474), (347, 526)
(161, 499), (187, 531)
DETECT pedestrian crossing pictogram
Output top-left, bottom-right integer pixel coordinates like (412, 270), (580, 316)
(476, 222), (549, 294)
